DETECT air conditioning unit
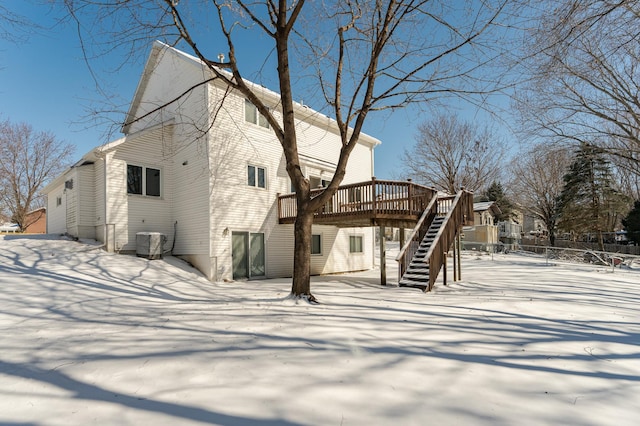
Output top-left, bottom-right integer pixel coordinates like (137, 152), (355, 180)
(136, 232), (166, 260)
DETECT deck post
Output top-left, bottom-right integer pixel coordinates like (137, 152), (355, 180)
(453, 234), (458, 282)
(399, 227), (405, 249)
(443, 252), (447, 286)
(371, 177), (377, 216)
(380, 225), (386, 286)
(457, 233), (462, 280)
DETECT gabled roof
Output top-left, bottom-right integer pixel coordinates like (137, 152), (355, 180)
(123, 41), (381, 147)
(474, 201), (502, 216)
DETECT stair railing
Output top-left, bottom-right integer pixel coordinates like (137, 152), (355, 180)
(420, 189), (474, 291)
(396, 194), (439, 281)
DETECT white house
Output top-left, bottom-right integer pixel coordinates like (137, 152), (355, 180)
(43, 41), (380, 281)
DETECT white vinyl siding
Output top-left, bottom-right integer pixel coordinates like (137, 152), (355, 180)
(76, 165), (96, 239)
(106, 125), (174, 252)
(267, 225), (374, 278)
(46, 184), (67, 234)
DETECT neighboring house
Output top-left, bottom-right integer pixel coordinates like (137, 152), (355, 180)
(522, 212), (548, 239)
(498, 207), (522, 248)
(462, 201), (501, 249)
(0, 223), (19, 233)
(24, 208), (46, 233)
(43, 41), (380, 281)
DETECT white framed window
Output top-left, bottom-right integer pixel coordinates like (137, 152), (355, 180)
(245, 99), (270, 128)
(56, 196), (62, 207)
(349, 235), (364, 253)
(127, 164), (161, 197)
(311, 234), (322, 255)
(248, 165), (266, 189)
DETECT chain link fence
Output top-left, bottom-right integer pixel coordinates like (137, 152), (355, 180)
(462, 242), (640, 271)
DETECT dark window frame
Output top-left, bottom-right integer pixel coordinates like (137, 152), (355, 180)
(311, 234), (322, 255)
(127, 164), (161, 197)
(349, 235), (364, 253)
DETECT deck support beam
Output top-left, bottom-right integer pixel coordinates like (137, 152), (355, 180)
(457, 233), (462, 281)
(453, 235), (458, 282)
(380, 225), (386, 286)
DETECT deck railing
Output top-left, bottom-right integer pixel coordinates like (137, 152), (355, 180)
(278, 179), (437, 223)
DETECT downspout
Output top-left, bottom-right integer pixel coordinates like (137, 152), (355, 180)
(104, 153), (109, 250)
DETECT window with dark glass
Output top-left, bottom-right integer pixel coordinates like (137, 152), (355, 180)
(311, 234), (322, 255)
(248, 165), (266, 188)
(127, 164), (160, 197)
(146, 168), (161, 196)
(127, 165), (143, 195)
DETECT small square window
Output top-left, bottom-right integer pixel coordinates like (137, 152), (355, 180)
(349, 235), (363, 253)
(311, 234), (322, 255)
(245, 99), (269, 128)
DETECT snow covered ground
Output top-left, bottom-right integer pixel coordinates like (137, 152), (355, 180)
(1, 234), (638, 426)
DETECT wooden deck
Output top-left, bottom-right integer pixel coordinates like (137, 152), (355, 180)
(277, 179), (437, 228)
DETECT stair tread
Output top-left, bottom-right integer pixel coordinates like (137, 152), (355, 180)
(398, 280), (428, 290)
(406, 267), (429, 272)
(404, 272), (429, 278)
(403, 271), (429, 277)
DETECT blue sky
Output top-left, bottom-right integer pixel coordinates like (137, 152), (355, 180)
(0, 2), (515, 181)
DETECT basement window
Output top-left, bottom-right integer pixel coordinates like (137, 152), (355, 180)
(349, 235), (363, 253)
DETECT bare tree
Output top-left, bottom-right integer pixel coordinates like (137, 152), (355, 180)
(401, 113), (506, 194)
(0, 119), (74, 231)
(0, 4), (33, 43)
(514, 1), (640, 185)
(509, 142), (571, 246)
(62, 0), (523, 301)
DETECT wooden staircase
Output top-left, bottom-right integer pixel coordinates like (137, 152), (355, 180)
(396, 189), (474, 291)
(399, 215), (445, 289)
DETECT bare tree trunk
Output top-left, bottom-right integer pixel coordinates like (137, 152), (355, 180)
(291, 201), (315, 301)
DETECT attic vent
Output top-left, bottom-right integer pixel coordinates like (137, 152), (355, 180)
(65, 179), (74, 190)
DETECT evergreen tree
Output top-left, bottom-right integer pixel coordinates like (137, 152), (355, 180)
(622, 200), (640, 245)
(557, 142), (629, 250)
(481, 181), (515, 223)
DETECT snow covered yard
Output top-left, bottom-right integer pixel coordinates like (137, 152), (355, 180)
(0, 235), (638, 426)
